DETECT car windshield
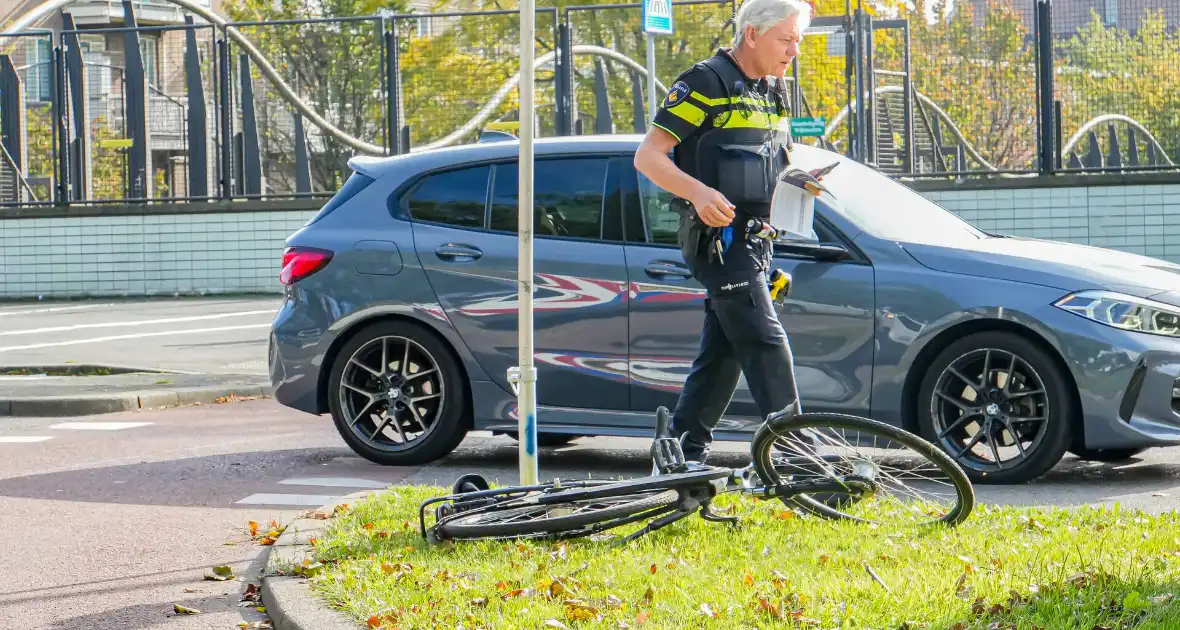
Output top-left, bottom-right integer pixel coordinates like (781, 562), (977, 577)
(789, 146), (989, 245)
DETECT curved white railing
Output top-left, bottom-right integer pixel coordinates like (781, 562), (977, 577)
(1, 0), (1170, 168)
(1, 0), (667, 156)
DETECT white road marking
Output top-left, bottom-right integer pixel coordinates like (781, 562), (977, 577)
(0, 324), (271, 352)
(234, 493), (345, 506)
(278, 477), (391, 489)
(0, 436), (53, 443)
(0, 303), (115, 316)
(48, 422), (154, 430)
(0, 310), (275, 337)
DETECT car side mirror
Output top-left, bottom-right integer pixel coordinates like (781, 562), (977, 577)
(774, 241), (851, 262)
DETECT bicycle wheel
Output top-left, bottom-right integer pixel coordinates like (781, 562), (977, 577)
(751, 411), (974, 528)
(432, 486), (682, 541)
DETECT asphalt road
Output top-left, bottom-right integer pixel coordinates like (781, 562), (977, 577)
(0, 297), (280, 374)
(3, 399), (1180, 629)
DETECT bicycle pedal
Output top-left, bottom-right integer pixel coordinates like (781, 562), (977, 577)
(652, 437), (687, 474)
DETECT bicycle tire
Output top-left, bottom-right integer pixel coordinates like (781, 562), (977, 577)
(434, 487), (681, 540)
(751, 411), (975, 528)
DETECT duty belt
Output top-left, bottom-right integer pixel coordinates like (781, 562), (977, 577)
(709, 217), (778, 265)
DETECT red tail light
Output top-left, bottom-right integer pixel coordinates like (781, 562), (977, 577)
(280, 247), (333, 285)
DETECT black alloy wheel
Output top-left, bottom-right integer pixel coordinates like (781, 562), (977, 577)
(917, 331), (1073, 485)
(328, 320), (469, 466)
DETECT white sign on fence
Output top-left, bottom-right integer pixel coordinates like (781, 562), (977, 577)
(643, 0), (674, 34)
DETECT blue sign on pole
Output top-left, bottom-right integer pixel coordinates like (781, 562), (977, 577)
(643, 0), (674, 34)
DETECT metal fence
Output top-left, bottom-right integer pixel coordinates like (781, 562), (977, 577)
(1, 0), (1178, 208)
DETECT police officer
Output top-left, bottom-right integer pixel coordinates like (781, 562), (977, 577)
(634, 0), (811, 465)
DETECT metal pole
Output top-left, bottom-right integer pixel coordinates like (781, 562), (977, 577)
(516, 0), (539, 486)
(646, 33), (656, 124)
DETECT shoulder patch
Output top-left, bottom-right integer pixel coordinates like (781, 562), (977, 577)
(663, 81), (690, 107)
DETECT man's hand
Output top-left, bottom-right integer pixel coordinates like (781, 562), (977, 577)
(636, 128), (737, 226)
(689, 185), (735, 227)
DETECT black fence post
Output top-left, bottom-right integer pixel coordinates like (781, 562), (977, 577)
(555, 20), (570, 136)
(294, 113), (311, 193)
(902, 20), (914, 174)
(62, 11), (90, 202)
(184, 17), (208, 199)
(53, 42), (68, 205)
(385, 23), (401, 155)
(238, 53), (262, 196)
(217, 36), (232, 199)
(1034, 0), (1055, 175)
(122, 0), (150, 201)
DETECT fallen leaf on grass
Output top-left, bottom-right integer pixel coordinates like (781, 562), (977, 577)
(173, 604), (200, 615)
(366, 609), (398, 628)
(1150, 593), (1175, 605)
(204, 565), (235, 581)
(544, 620), (571, 629)
(563, 599), (601, 622)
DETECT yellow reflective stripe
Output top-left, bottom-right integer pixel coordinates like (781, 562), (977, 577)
(666, 100), (707, 127)
(689, 91), (727, 107)
(712, 110), (788, 130)
(689, 91), (776, 109)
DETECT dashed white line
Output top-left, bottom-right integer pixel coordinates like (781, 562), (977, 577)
(235, 493), (345, 506)
(0, 310), (276, 337)
(0, 436), (53, 443)
(278, 477), (391, 489)
(0, 303), (116, 316)
(0, 324), (271, 352)
(47, 422), (154, 431)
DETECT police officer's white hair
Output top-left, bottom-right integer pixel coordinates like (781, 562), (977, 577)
(732, 0), (812, 49)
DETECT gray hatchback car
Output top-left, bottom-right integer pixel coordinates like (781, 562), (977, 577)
(268, 134), (1180, 485)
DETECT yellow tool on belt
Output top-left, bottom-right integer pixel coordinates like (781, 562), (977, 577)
(769, 268), (791, 303)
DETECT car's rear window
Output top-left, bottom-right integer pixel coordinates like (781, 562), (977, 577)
(307, 172), (376, 224)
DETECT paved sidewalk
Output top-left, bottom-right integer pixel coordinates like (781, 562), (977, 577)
(0, 368), (271, 416)
(0, 297), (277, 416)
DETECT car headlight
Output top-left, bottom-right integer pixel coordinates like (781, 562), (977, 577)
(1054, 290), (1180, 337)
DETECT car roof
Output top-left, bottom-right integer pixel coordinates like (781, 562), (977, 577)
(347, 133), (838, 181)
(347, 134), (649, 180)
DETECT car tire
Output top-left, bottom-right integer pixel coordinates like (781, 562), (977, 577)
(327, 319), (469, 467)
(917, 330), (1073, 485)
(1069, 446), (1146, 462)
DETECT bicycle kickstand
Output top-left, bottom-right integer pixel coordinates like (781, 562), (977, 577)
(612, 497), (701, 547)
(699, 500), (740, 527)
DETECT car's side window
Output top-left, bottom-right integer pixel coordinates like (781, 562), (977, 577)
(490, 158), (609, 240)
(404, 165), (490, 228)
(636, 170), (679, 246)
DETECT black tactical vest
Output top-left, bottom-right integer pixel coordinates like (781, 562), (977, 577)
(673, 53), (793, 219)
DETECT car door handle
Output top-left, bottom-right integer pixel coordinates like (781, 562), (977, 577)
(435, 243), (483, 261)
(645, 262), (692, 279)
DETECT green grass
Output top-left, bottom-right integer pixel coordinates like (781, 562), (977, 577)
(300, 486), (1180, 629)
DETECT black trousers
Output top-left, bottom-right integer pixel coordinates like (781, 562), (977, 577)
(669, 220), (801, 462)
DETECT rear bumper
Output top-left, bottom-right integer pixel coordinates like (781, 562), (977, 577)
(268, 297), (323, 416)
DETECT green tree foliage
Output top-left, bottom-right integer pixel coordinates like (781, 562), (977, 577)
(1057, 9), (1180, 166)
(212, 0), (1175, 181)
(223, 0), (401, 192)
(25, 105), (163, 202)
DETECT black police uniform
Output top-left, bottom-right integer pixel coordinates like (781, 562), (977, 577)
(651, 47), (802, 463)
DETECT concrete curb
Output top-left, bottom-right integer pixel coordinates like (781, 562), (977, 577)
(0, 383), (274, 417)
(261, 490), (380, 630)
